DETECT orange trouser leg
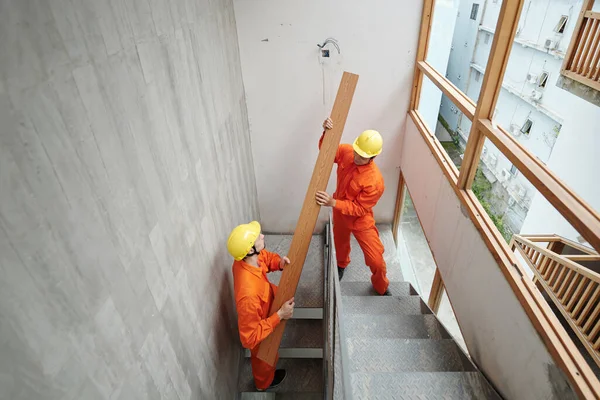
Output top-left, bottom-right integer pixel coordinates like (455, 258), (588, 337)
(250, 348), (278, 389)
(354, 226), (389, 294)
(333, 210), (352, 268)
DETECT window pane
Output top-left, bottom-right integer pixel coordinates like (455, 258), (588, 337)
(396, 186), (468, 354)
(474, 138), (596, 245)
(417, 77), (470, 167)
(426, 0), (503, 103)
(441, 1), (600, 232)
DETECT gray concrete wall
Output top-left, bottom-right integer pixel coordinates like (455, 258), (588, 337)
(0, 0), (258, 399)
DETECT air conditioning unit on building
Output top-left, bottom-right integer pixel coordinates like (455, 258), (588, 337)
(510, 123), (521, 136)
(544, 39), (557, 50)
(527, 73), (538, 84)
(531, 90), (543, 101)
(508, 197), (516, 206)
(499, 168), (511, 182)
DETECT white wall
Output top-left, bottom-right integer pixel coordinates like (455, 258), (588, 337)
(521, 97), (600, 243)
(401, 116), (577, 399)
(233, 0), (422, 232)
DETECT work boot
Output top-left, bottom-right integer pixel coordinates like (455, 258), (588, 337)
(337, 267), (345, 281)
(382, 288), (392, 296)
(257, 369), (287, 391)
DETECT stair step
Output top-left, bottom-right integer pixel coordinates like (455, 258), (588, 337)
(342, 295), (430, 315)
(245, 348), (323, 359)
(340, 281), (415, 296)
(350, 372), (501, 399)
(291, 308), (323, 320)
(346, 338), (474, 373)
(281, 318), (323, 348)
(341, 261), (404, 283)
(241, 393), (323, 399)
(341, 225), (404, 282)
(238, 358), (323, 394)
(345, 314), (451, 340)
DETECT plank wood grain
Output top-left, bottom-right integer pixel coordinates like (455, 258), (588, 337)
(256, 72), (359, 365)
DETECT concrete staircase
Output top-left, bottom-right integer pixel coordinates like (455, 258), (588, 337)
(236, 226), (501, 399)
(339, 226), (501, 399)
(237, 235), (325, 399)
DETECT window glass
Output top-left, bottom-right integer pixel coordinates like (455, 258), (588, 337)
(418, 77), (471, 168)
(426, 0), (504, 103)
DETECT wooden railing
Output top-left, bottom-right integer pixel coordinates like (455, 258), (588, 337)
(562, 8), (600, 91)
(512, 234), (600, 369)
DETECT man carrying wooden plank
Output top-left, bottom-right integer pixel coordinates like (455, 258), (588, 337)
(228, 221), (296, 391)
(315, 117), (390, 295)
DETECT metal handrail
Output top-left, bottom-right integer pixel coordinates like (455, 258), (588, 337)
(324, 212), (353, 399)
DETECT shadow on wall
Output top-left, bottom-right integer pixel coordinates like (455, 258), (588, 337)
(204, 255), (242, 398)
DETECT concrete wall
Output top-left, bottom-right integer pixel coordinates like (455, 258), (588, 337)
(0, 1), (258, 399)
(233, 0), (422, 232)
(401, 116), (577, 399)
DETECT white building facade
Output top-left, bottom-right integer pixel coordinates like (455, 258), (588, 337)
(437, 0), (600, 237)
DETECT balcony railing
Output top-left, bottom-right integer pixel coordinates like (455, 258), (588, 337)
(562, 9), (600, 91)
(512, 234), (600, 368)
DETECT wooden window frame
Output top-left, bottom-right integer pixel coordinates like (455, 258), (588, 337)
(406, 0), (600, 397)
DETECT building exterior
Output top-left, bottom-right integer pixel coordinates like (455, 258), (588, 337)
(435, 0), (600, 238)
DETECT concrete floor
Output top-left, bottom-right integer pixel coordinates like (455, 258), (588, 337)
(396, 193), (468, 353)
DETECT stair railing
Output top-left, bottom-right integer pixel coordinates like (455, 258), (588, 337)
(512, 234), (600, 369)
(324, 212), (353, 399)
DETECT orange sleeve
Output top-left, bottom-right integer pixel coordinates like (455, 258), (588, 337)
(260, 250), (282, 272)
(318, 131), (344, 164)
(334, 181), (384, 217)
(237, 296), (281, 349)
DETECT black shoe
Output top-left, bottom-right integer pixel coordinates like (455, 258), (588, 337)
(382, 289), (392, 296)
(337, 267), (345, 281)
(257, 369), (287, 391)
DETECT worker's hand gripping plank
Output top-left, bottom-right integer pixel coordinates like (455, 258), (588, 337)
(256, 72), (359, 366)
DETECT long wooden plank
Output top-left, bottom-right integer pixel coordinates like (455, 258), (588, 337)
(256, 72), (359, 366)
(458, 0), (525, 189)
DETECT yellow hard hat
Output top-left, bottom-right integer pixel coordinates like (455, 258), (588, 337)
(353, 130), (383, 158)
(227, 221), (261, 261)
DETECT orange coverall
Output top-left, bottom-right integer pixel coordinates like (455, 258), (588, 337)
(232, 250), (283, 389)
(320, 133), (390, 294)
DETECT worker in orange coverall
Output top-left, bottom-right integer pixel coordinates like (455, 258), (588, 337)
(228, 221), (296, 391)
(315, 117), (390, 295)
